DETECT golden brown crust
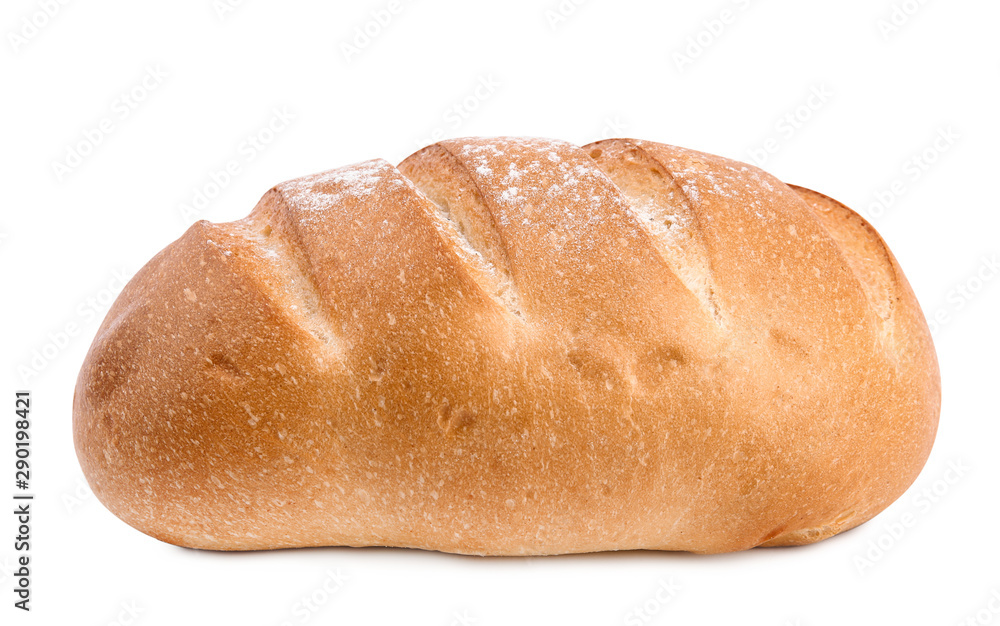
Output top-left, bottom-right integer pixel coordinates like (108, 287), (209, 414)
(73, 137), (940, 554)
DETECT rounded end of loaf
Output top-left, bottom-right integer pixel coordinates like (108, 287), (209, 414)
(748, 184), (941, 550)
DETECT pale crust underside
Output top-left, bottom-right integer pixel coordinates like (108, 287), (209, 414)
(73, 138), (940, 555)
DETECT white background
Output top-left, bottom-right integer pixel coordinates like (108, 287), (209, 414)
(2, 0), (998, 624)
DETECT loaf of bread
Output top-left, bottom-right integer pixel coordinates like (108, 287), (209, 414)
(73, 137), (940, 555)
